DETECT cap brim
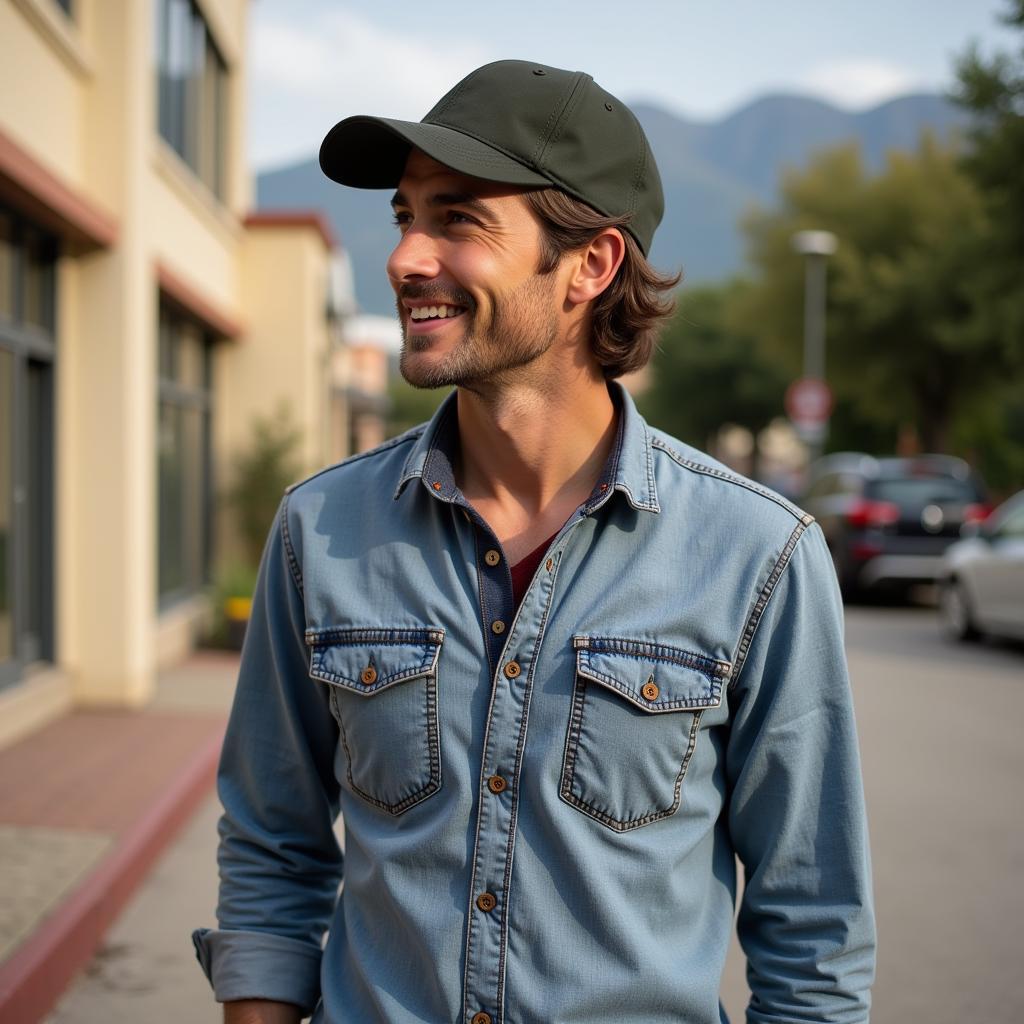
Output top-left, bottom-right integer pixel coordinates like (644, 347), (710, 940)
(319, 116), (551, 190)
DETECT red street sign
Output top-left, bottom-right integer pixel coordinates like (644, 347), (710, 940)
(785, 377), (833, 427)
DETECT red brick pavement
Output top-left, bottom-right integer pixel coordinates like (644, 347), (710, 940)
(0, 703), (227, 1023)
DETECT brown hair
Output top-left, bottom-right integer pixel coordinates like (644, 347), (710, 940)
(523, 189), (681, 379)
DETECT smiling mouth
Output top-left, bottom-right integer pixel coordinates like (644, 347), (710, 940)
(408, 304), (467, 322)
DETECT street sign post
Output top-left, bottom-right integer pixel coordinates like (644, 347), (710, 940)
(785, 377), (833, 446)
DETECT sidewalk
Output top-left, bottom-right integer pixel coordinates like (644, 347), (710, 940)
(0, 652), (239, 1024)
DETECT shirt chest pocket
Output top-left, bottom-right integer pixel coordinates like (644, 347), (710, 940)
(560, 636), (730, 832)
(305, 627), (445, 815)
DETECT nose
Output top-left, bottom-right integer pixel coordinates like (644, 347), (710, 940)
(386, 224), (442, 286)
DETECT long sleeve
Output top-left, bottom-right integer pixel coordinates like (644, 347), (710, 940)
(726, 523), (876, 1023)
(193, 495), (343, 1013)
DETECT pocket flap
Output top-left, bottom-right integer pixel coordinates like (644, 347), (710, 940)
(305, 627), (444, 695)
(572, 636), (729, 712)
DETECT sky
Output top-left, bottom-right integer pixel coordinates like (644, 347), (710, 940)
(248, 0), (1019, 171)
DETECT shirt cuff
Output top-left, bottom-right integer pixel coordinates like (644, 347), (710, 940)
(192, 927), (322, 1013)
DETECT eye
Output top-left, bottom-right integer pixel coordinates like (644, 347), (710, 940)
(391, 210), (412, 230)
(446, 211), (475, 226)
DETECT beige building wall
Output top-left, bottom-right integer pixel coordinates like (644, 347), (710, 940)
(229, 221), (335, 476)
(0, 0), (376, 745)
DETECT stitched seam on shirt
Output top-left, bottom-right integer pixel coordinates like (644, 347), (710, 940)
(336, 673), (441, 815)
(310, 663), (434, 692)
(473, 527), (497, 678)
(460, 615), (513, 1016)
(560, 687), (704, 831)
(575, 636), (731, 677)
(305, 627), (445, 645)
(650, 437), (813, 524)
(495, 547), (563, 1021)
(729, 519), (808, 691)
(643, 419), (658, 509)
(576, 666), (721, 710)
(280, 495), (304, 596)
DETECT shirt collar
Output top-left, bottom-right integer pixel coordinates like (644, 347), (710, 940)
(394, 382), (660, 515)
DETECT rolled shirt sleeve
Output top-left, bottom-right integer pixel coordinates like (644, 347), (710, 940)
(727, 522), (876, 1023)
(193, 495), (343, 1013)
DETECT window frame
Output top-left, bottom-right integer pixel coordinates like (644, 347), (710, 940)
(0, 208), (58, 689)
(155, 0), (229, 200)
(156, 300), (215, 608)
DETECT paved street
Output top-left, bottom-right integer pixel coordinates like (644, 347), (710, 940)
(50, 605), (1024, 1023)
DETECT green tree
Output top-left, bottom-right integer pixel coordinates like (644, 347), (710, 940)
(953, 0), (1024, 358)
(738, 137), (1015, 456)
(950, 0), (1024, 493)
(639, 280), (788, 467)
(224, 403), (303, 568)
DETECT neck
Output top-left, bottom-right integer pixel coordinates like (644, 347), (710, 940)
(455, 355), (617, 561)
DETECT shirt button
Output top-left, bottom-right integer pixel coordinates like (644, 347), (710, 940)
(641, 680), (659, 701)
(484, 548), (501, 566)
(476, 892), (497, 912)
(503, 661), (521, 679)
(487, 775), (507, 794)
(472, 1014), (492, 1024)
(360, 666), (377, 685)
(491, 619), (506, 635)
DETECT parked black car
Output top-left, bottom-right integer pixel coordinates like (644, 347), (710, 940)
(802, 453), (990, 598)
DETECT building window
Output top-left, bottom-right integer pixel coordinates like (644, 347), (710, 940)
(156, 0), (227, 198)
(0, 209), (57, 687)
(157, 302), (214, 604)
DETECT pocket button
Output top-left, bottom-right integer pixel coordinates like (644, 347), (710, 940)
(360, 666), (377, 685)
(641, 680), (659, 701)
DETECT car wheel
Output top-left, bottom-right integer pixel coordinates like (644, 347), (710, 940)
(939, 577), (980, 642)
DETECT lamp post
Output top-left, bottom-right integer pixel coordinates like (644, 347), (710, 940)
(790, 229), (837, 462)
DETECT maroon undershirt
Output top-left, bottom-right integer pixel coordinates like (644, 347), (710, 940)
(509, 532), (559, 609)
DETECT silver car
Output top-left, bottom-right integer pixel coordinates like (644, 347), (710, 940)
(939, 490), (1024, 642)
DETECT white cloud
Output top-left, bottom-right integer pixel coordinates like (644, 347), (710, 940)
(249, 9), (491, 169)
(795, 58), (927, 109)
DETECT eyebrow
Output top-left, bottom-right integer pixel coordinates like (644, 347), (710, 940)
(389, 190), (496, 220)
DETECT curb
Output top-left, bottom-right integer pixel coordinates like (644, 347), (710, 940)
(0, 729), (223, 1024)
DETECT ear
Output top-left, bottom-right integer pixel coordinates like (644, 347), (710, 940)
(565, 228), (626, 305)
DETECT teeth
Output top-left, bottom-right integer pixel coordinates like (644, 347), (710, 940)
(409, 305), (464, 320)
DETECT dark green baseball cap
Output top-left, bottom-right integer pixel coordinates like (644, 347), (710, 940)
(319, 59), (664, 256)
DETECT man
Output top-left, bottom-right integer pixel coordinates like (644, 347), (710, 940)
(195, 60), (875, 1023)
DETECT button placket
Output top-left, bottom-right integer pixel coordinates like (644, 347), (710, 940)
(470, 520), (514, 675)
(462, 545), (566, 1022)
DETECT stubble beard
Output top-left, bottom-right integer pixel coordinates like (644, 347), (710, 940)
(398, 274), (560, 391)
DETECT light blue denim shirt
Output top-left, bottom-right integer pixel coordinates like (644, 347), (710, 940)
(194, 384), (874, 1023)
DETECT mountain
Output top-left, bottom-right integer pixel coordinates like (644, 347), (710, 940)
(256, 93), (968, 315)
